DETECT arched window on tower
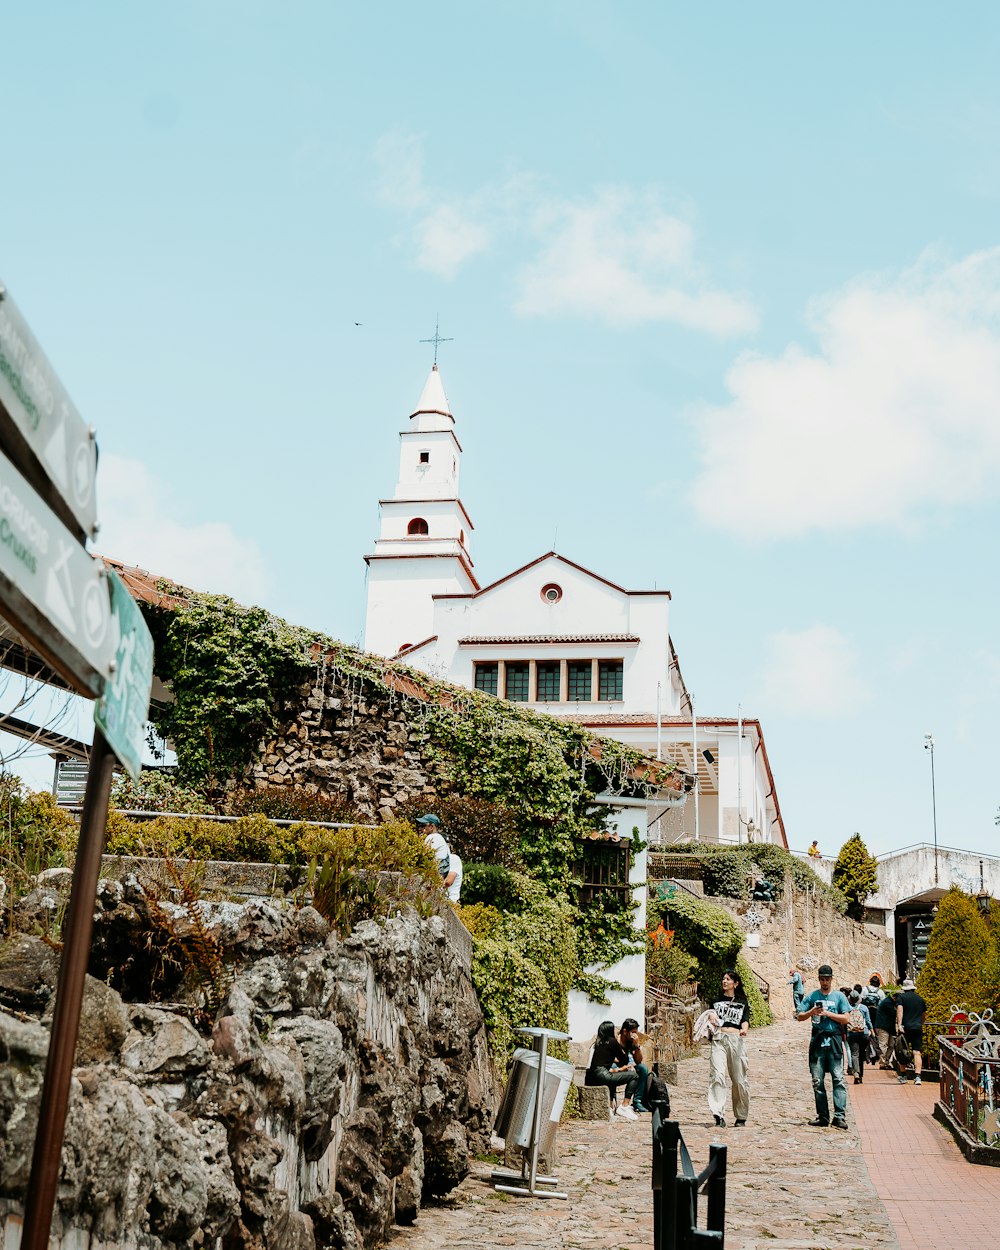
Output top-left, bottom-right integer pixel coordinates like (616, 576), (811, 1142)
(407, 517), (429, 536)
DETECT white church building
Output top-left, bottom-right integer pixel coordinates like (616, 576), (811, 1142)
(363, 364), (787, 1034)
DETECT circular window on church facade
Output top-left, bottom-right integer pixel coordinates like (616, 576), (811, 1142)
(541, 583), (562, 604)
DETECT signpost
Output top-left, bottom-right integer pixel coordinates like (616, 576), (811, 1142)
(0, 278), (154, 1250)
(0, 281), (98, 541)
(0, 450), (113, 697)
(95, 568), (155, 781)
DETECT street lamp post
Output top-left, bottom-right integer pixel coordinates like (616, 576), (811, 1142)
(924, 733), (939, 885)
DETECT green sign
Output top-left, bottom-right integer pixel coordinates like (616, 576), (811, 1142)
(95, 569), (154, 781)
(0, 450), (113, 696)
(0, 281), (98, 539)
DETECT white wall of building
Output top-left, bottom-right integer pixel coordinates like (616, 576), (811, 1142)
(568, 800), (650, 1038)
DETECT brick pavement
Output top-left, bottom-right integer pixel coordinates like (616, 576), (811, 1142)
(389, 1017), (1000, 1249)
(851, 1062), (1000, 1250)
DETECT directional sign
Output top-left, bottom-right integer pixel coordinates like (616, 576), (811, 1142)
(0, 450), (113, 696)
(94, 569), (154, 781)
(0, 281), (97, 540)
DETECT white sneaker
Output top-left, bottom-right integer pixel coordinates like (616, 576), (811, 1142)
(616, 1104), (638, 1121)
(913, 1076), (922, 1086)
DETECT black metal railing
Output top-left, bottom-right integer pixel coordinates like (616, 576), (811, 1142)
(651, 1096), (727, 1248)
(747, 966), (770, 1003)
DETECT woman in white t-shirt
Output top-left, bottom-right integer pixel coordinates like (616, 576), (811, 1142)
(707, 969), (751, 1128)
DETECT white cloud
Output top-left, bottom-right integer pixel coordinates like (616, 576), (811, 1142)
(373, 133), (755, 333)
(690, 247), (1000, 537)
(514, 189), (758, 336)
(759, 625), (871, 718)
(96, 454), (271, 604)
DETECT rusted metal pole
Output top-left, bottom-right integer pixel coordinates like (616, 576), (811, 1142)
(21, 730), (116, 1250)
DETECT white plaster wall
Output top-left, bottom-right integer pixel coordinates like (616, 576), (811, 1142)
(394, 429), (461, 498)
(424, 556), (671, 716)
(378, 499), (470, 545)
(568, 802), (649, 1040)
(805, 846), (1000, 911)
(364, 558), (474, 657)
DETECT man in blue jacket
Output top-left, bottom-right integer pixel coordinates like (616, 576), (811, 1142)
(797, 964), (851, 1129)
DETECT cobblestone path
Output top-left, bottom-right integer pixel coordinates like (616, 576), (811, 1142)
(392, 1018), (905, 1250)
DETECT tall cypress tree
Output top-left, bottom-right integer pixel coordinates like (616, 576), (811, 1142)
(916, 886), (992, 1064)
(831, 833), (879, 921)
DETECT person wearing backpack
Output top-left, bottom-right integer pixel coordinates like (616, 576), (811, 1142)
(874, 992), (898, 1069)
(845, 991), (873, 1083)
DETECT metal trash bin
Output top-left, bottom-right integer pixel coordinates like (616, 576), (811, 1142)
(494, 1047), (573, 1156)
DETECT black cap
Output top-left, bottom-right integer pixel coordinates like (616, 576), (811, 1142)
(818, 964), (834, 977)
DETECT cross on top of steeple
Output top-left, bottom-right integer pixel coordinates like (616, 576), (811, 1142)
(419, 315), (453, 365)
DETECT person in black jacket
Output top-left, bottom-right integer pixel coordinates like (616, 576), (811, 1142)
(585, 1020), (642, 1121)
(874, 992), (898, 1069)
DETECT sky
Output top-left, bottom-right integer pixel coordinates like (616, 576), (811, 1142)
(1, 2), (999, 858)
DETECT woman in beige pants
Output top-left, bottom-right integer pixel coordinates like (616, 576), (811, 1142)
(707, 969), (751, 1127)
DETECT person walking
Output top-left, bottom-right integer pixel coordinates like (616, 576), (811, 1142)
(707, 969), (751, 1128)
(874, 990), (898, 1069)
(896, 978), (927, 1086)
(585, 1021), (642, 1120)
(845, 991), (873, 1083)
(789, 967), (805, 1019)
(797, 963), (851, 1129)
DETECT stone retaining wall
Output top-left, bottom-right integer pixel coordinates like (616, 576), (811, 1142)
(249, 669), (448, 820)
(0, 874), (493, 1250)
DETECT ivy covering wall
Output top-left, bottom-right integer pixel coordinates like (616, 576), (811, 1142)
(136, 587), (680, 1055)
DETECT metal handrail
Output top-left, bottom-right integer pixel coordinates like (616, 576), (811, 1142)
(651, 1095), (727, 1249)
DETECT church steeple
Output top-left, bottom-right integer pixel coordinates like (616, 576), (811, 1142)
(363, 364), (478, 657)
(411, 364), (453, 425)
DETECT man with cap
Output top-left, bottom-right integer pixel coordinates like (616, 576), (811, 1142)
(896, 977), (927, 1085)
(415, 814), (457, 889)
(797, 964), (851, 1129)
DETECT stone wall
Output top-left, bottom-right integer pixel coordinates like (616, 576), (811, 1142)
(0, 877), (494, 1250)
(711, 885), (895, 1007)
(249, 670), (448, 820)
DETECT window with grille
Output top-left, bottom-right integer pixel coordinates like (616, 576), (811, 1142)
(474, 663), (499, 696)
(407, 517), (429, 535)
(536, 661), (560, 701)
(567, 661), (592, 701)
(505, 662), (530, 702)
(575, 838), (632, 910)
(598, 660), (623, 701)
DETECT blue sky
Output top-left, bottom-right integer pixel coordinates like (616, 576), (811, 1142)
(2, 3), (999, 858)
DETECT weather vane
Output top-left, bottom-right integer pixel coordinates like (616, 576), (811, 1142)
(419, 315), (453, 365)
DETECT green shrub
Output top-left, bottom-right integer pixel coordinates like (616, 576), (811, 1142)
(226, 786), (363, 825)
(831, 833), (879, 921)
(395, 795), (524, 869)
(468, 890), (578, 1058)
(102, 812), (438, 878)
(917, 886), (993, 1063)
(461, 863), (529, 911)
(665, 843), (848, 913)
(734, 953), (773, 1028)
(646, 937), (698, 993)
(647, 883), (744, 1004)
(0, 775), (79, 882)
(111, 769), (213, 815)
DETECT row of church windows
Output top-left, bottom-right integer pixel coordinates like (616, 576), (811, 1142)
(474, 659), (624, 703)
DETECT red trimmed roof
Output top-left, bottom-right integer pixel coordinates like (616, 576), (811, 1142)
(433, 551), (671, 601)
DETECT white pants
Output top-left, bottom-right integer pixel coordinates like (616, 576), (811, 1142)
(708, 1032), (750, 1121)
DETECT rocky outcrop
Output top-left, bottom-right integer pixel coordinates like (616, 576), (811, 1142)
(0, 884), (493, 1250)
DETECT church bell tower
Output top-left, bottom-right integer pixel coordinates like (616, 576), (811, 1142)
(363, 365), (478, 657)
